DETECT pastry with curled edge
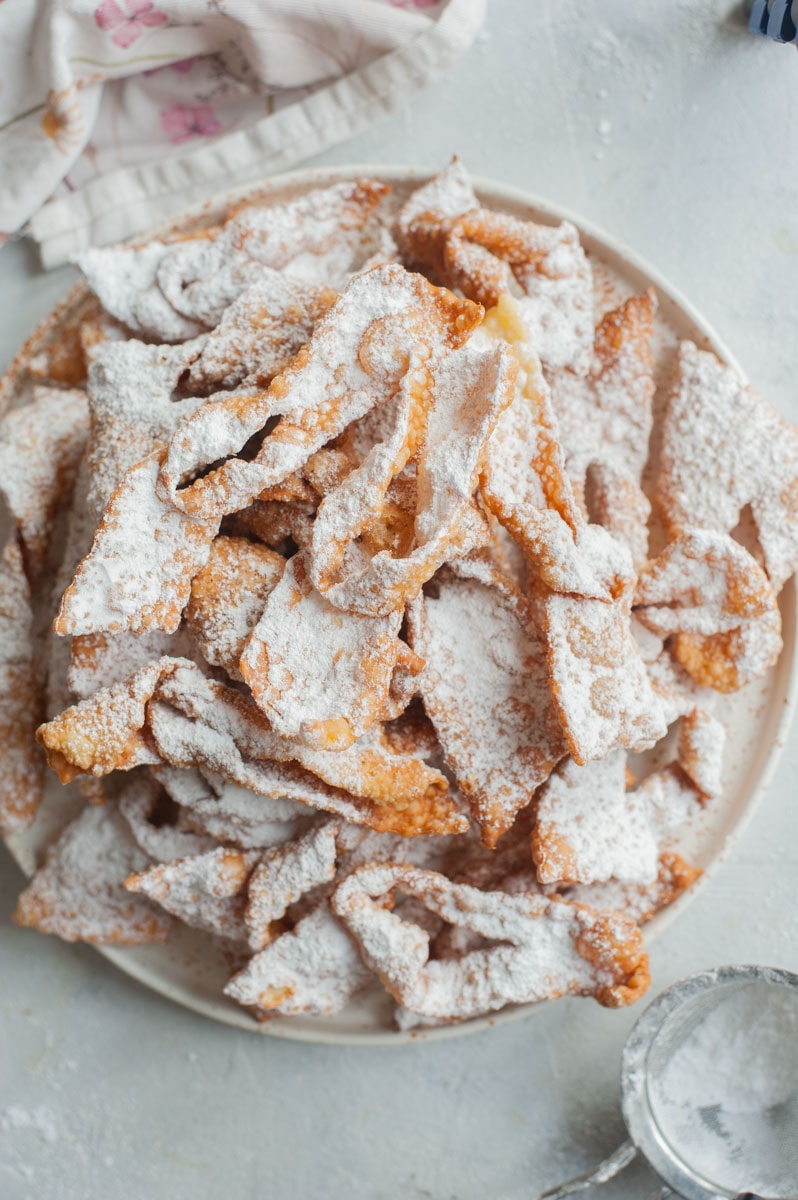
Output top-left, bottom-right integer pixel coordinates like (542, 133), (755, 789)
(331, 864), (651, 1021)
(4, 159), (795, 1031)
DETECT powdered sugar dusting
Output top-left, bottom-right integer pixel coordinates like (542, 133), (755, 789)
(410, 565), (565, 846)
(547, 291), (655, 490)
(544, 545), (667, 765)
(77, 240), (204, 342)
(0, 539), (44, 835)
(514, 222), (593, 373)
(76, 180), (390, 342)
(13, 803), (171, 944)
(126, 845), (260, 940)
(119, 772), (216, 862)
(0, 385), (89, 579)
(649, 981), (798, 1194)
(240, 553), (404, 746)
(185, 274), (335, 392)
(245, 820), (339, 948)
(57, 454), (217, 637)
(657, 340), (798, 591)
(185, 536), (284, 678)
(332, 864), (649, 1022)
(225, 903), (371, 1017)
(8, 159), (798, 1032)
(532, 752), (659, 886)
(83, 337), (204, 525)
(678, 708), (725, 799)
(397, 157), (477, 240)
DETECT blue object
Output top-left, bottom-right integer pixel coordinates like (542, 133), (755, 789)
(747, 0), (798, 43)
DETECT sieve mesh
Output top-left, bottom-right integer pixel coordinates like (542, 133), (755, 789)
(539, 968), (798, 1200)
(643, 981), (798, 1197)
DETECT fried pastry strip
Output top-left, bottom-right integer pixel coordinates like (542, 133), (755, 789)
(152, 664), (466, 835)
(677, 708), (725, 799)
(549, 293), (656, 485)
(0, 539), (45, 834)
(38, 658), (466, 836)
(149, 701), (460, 838)
(184, 275), (336, 392)
(36, 655), (184, 783)
(480, 294), (612, 598)
(77, 180), (389, 341)
(159, 265), (481, 522)
(480, 296), (666, 762)
(657, 341), (798, 591)
(543, 557), (667, 765)
(531, 752), (660, 887)
(245, 820), (340, 950)
(307, 337), (517, 616)
(408, 561), (566, 847)
(66, 628), (191, 702)
(584, 460), (651, 570)
(78, 240), (208, 343)
(81, 337), (206, 526)
(560, 852), (702, 925)
(126, 847), (261, 940)
(55, 453), (219, 636)
(225, 903), (372, 1018)
(399, 161), (593, 372)
(239, 553), (407, 748)
(0, 386), (89, 579)
(154, 764), (308, 849)
(14, 803), (171, 944)
(635, 529), (782, 692)
(185, 536), (285, 678)
(118, 771), (216, 862)
(397, 157), (478, 243)
(332, 864), (651, 1021)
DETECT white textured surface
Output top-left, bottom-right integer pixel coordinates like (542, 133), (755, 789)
(2, 2), (798, 1197)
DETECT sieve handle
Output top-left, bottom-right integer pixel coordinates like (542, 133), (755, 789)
(536, 1139), (638, 1200)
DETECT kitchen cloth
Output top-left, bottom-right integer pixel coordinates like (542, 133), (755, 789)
(0, 0), (484, 267)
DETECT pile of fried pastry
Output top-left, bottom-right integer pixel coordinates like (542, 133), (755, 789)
(2, 160), (796, 1029)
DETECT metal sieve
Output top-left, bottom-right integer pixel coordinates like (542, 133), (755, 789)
(537, 965), (798, 1200)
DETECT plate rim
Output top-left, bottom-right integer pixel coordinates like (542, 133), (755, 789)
(5, 162), (797, 1046)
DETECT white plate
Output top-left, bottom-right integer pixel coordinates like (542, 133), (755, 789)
(4, 165), (797, 1045)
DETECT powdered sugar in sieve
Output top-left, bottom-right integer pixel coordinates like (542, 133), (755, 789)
(537, 965), (798, 1200)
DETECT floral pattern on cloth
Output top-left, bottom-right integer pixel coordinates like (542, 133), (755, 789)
(160, 104), (222, 144)
(95, 0), (168, 49)
(0, 0), (479, 264)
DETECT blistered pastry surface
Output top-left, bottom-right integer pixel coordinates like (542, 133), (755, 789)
(2, 161), (795, 1038)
